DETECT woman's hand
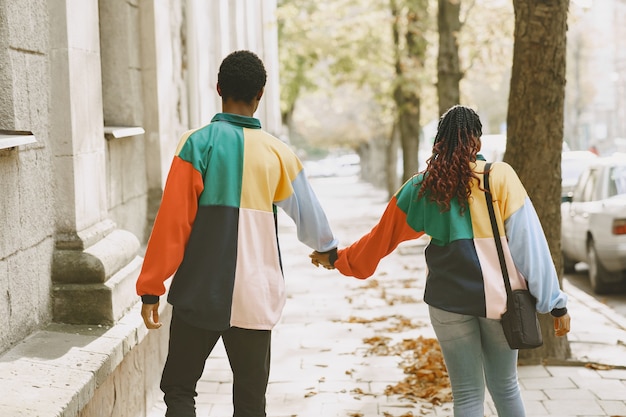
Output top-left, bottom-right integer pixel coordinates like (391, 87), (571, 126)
(553, 313), (570, 337)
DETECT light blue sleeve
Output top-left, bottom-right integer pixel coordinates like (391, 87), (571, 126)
(504, 197), (568, 314)
(275, 170), (338, 252)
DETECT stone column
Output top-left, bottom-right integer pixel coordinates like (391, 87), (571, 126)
(260, 0), (283, 137)
(139, 0), (180, 200)
(48, 0), (141, 325)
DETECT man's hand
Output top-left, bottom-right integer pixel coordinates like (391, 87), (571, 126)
(309, 251), (335, 269)
(141, 302), (162, 329)
(553, 313), (570, 337)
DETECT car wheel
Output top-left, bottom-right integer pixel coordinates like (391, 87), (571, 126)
(587, 239), (610, 294)
(562, 251), (577, 273)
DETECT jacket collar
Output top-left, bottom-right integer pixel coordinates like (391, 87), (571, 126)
(211, 113), (262, 129)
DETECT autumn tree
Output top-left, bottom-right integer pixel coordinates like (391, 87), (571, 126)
(277, 0), (431, 191)
(437, 0), (462, 116)
(277, 0), (395, 161)
(505, 0), (570, 361)
(276, 1), (324, 141)
(391, 0), (429, 184)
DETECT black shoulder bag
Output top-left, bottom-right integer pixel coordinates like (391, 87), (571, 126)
(484, 163), (543, 350)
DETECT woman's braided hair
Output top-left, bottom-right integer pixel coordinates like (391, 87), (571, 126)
(417, 105), (483, 213)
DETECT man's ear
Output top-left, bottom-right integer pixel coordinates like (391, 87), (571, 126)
(256, 87), (265, 101)
(217, 83), (222, 97)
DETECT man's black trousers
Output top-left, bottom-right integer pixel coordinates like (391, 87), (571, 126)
(161, 310), (271, 417)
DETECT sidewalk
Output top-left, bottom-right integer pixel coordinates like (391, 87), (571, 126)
(148, 175), (626, 417)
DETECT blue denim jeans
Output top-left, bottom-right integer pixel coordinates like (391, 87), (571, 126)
(429, 306), (526, 417)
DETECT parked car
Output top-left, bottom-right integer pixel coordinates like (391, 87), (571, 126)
(561, 156), (626, 293)
(303, 152), (361, 178)
(478, 135), (569, 164)
(561, 150), (598, 199)
(479, 134), (506, 162)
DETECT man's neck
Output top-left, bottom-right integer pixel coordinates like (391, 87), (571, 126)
(222, 100), (257, 117)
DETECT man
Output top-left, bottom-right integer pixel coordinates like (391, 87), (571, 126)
(137, 50), (338, 417)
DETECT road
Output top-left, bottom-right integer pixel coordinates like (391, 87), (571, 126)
(565, 265), (626, 316)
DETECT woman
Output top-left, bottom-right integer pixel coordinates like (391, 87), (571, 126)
(311, 105), (571, 417)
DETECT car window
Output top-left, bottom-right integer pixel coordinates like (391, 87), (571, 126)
(561, 153), (597, 187)
(608, 165), (626, 197)
(579, 168), (598, 202)
(479, 134), (506, 162)
(572, 169), (589, 201)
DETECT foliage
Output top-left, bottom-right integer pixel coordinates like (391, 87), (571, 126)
(276, 1), (323, 123)
(391, 0), (431, 182)
(277, 0), (516, 150)
(459, 0), (514, 133)
(277, 0), (395, 127)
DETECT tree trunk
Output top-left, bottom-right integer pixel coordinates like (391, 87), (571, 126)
(437, 0), (462, 116)
(390, 0), (428, 183)
(506, 0), (570, 362)
(395, 87), (421, 182)
(283, 106), (295, 141)
(386, 122), (401, 197)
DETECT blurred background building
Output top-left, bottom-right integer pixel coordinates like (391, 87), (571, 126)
(565, 0), (626, 154)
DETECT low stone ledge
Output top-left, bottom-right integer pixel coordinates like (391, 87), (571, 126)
(0, 300), (171, 417)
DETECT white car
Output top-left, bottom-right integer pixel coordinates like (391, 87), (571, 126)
(479, 134), (507, 162)
(561, 156), (626, 293)
(561, 150), (598, 198)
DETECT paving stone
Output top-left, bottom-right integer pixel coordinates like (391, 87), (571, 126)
(544, 398), (607, 415)
(598, 399), (626, 415)
(521, 376), (578, 390)
(141, 176), (626, 417)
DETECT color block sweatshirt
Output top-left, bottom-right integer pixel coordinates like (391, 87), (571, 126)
(334, 158), (568, 319)
(136, 113), (338, 331)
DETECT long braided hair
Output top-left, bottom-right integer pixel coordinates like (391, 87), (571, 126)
(417, 105), (483, 212)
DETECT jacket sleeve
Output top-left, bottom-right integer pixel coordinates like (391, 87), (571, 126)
(136, 156), (204, 300)
(494, 163), (568, 314)
(334, 195), (424, 279)
(274, 149), (338, 251)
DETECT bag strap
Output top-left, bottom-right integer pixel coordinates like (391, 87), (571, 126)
(483, 163), (513, 298)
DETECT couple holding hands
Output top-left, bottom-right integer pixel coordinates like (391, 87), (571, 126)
(137, 49), (569, 417)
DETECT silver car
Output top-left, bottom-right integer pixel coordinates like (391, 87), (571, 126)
(561, 155), (626, 293)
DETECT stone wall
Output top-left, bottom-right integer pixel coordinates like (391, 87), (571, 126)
(0, 0), (55, 353)
(0, 0), (280, 415)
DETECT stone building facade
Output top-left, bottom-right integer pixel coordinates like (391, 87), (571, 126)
(0, 0), (280, 415)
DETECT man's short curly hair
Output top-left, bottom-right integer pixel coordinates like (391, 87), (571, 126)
(218, 50), (267, 103)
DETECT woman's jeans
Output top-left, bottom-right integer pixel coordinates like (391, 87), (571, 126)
(160, 310), (271, 417)
(429, 306), (526, 417)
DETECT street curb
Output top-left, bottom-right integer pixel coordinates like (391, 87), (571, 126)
(563, 279), (626, 331)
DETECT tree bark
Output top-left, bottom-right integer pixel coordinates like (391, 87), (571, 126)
(386, 122), (401, 197)
(506, 0), (571, 362)
(390, 0), (428, 183)
(437, 0), (462, 116)
(396, 87), (421, 183)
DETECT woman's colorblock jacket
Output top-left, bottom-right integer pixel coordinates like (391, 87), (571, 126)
(334, 157), (568, 319)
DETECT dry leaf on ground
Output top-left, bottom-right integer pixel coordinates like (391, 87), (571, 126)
(364, 335), (452, 405)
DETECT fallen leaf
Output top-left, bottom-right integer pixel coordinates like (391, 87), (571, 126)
(585, 363), (614, 370)
(368, 336), (453, 405)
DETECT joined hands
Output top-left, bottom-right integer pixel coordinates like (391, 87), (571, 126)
(309, 250), (335, 269)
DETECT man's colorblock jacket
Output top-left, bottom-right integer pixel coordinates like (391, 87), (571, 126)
(334, 158), (568, 319)
(136, 113), (338, 331)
